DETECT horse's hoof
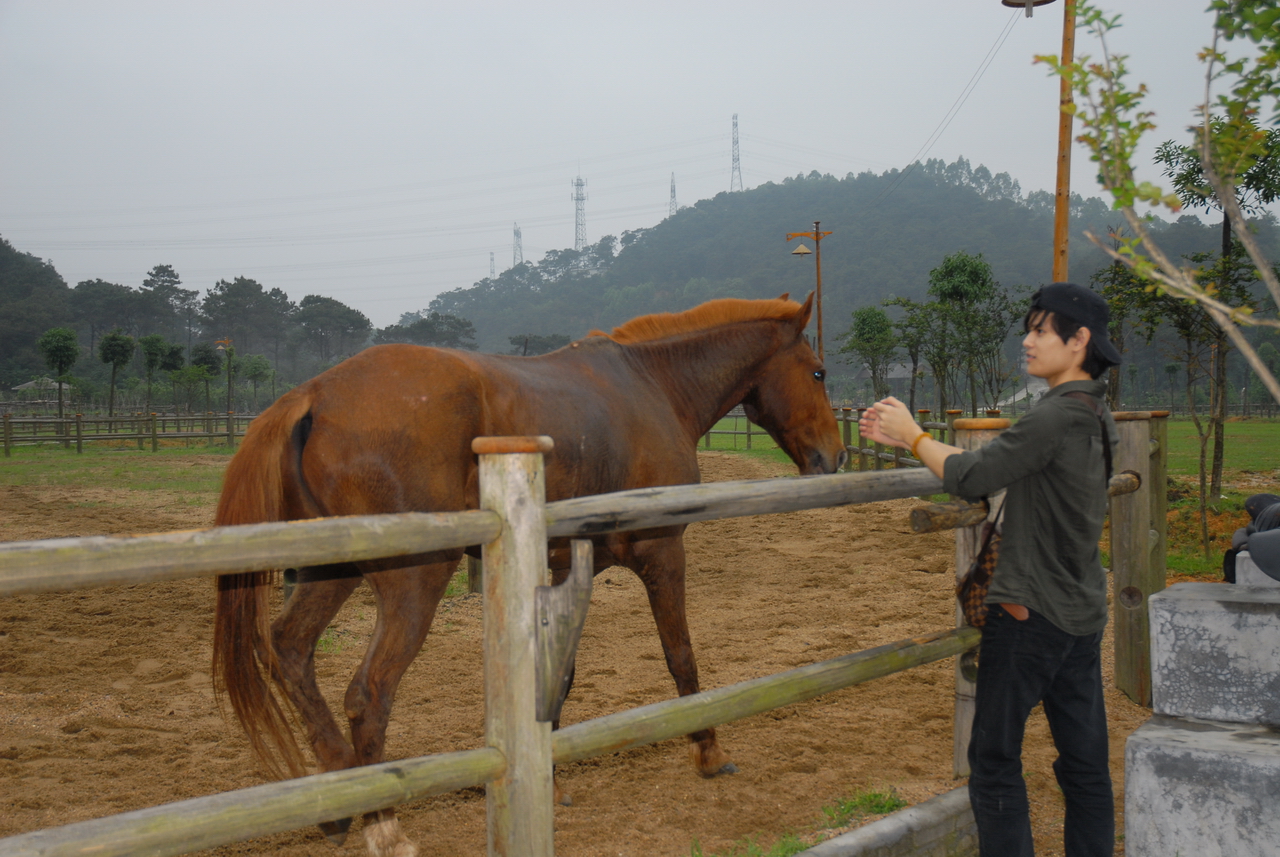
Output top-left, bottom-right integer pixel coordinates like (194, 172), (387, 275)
(700, 761), (738, 779)
(553, 782), (573, 806)
(318, 817), (352, 845)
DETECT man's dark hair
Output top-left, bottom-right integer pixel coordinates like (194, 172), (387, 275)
(1023, 308), (1113, 380)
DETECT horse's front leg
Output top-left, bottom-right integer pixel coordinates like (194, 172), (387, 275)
(630, 535), (738, 778)
(348, 561), (455, 857)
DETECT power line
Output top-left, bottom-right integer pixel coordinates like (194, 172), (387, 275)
(872, 8), (1022, 206)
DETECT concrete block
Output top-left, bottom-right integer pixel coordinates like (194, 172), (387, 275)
(795, 787), (976, 857)
(1238, 551), (1280, 588)
(1125, 716), (1280, 857)
(1150, 582), (1280, 726)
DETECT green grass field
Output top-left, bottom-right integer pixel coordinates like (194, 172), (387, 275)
(0, 444), (233, 494)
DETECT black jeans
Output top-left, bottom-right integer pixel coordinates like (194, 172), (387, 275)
(968, 606), (1114, 857)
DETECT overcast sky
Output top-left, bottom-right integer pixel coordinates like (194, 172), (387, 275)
(0, 1), (1225, 328)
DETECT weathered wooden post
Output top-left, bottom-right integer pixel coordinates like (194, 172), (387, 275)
(745, 412), (753, 450)
(136, 413), (144, 451)
(945, 410), (963, 446)
(75, 414), (83, 454)
(840, 408), (851, 470)
(855, 407), (868, 471)
(3, 412), (11, 457)
(1109, 411), (1166, 706)
(467, 555), (483, 595)
(151, 413), (159, 453)
(226, 411), (235, 449)
(474, 435), (555, 857)
(951, 417), (1009, 777)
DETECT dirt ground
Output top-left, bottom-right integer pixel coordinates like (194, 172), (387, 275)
(0, 451), (1152, 856)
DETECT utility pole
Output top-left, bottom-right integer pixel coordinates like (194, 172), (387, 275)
(669, 173), (677, 217)
(490, 252), (496, 278)
(513, 223), (523, 266)
(730, 114), (743, 192)
(571, 176), (588, 252)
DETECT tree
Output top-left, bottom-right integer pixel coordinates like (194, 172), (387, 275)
(141, 265), (198, 350)
(190, 342), (223, 412)
(240, 354), (273, 410)
(883, 297), (929, 414)
(840, 307), (898, 400)
(98, 330), (135, 419)
(1040, 2), (1280, 406)
(507, 333), (571, 356)
(374, 312), (478, 350)
(72, 279), (143, 351)
(37, 327), (78, 419)
(295, 295), (372, 363)
(927, 252), (1004, 416)
(139, 334), (183, 415)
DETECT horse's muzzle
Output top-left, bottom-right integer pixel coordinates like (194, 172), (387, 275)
(805, 448), (847, 475)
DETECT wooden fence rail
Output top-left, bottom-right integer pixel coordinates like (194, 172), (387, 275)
(2, 412), (256, 456)
(0, 748), (505, 857)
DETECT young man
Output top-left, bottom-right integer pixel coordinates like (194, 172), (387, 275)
(859, 282), (1121, 857)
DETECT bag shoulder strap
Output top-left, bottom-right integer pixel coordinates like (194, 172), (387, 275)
(1062, 390), (1113, 482)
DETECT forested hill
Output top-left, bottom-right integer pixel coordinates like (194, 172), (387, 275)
(431, 157), (1257, 352)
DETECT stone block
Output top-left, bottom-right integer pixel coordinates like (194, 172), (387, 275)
(795, 787), (976, 857)
(1125, 716), (1280, 857)
(1149, 582), (1280, 726)
(1238, 550), (1280, 588)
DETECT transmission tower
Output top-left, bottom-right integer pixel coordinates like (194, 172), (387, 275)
(490, 252), (495, 278)
(730, 113), (743, 192)
(571, 176), (588, 251)
(669, 173), (677, 217)
(513, 222), (523, 266)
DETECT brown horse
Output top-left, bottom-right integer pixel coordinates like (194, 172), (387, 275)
(212, 294), (845, 856)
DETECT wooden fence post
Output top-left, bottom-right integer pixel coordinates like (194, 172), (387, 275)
(227, 411), (235, 449)
(467, 555), (483, 595)
(951, 417), (1009, 778)
(840, 408), (852, 471)
(945, 409), (963, 446)
(75, 414), (83, 454)
(855, 408), (867, 471)
(151, 413), (159, 453)
(474, 436), (555, 857)
(1109, 411), (1165, 706)
(3, 413), (10, 457)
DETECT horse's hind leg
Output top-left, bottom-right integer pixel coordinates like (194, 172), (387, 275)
(270, 565), (362, 841)
(631, 537), (737, 778)
(348, 561), (456, 857)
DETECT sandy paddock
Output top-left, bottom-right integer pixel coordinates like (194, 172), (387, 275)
(0, 451), (1146, 855)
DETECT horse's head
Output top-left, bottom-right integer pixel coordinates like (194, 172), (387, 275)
(742, 293), (848, 475)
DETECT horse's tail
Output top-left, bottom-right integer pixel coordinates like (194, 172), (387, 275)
(212, 391), (315, 780)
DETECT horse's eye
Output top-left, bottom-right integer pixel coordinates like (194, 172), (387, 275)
(814, 369), (826, 382)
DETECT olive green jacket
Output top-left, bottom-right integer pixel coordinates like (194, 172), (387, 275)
(942, 379), (1117, 635)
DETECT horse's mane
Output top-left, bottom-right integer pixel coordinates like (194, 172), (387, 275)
(590, 297), (801, 344)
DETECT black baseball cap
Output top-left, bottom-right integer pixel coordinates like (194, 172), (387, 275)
(1029, 282), (1122, 365)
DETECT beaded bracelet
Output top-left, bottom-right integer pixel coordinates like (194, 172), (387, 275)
(910, 431), (931, 459)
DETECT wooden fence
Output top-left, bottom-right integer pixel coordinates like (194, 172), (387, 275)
(0, 414), (1164, 856)
(2, 412), (254, 455)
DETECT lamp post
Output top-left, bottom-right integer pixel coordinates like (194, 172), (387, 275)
(785, 221), (833, 360)
(1002, 0), (1076, 281)
(214, 338), (233, 416)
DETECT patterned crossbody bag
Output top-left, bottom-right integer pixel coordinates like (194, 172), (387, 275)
(956, 497), (1005, 629)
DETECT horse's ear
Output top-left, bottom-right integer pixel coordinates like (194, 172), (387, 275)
(795, 292), (814, 328)
(777, 292), (790, 302)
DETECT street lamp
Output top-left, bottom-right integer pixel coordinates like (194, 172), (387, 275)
(785, 221), (832, 360)
(1001, 0), (1076, 281)
(215, 338), (233, 416)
